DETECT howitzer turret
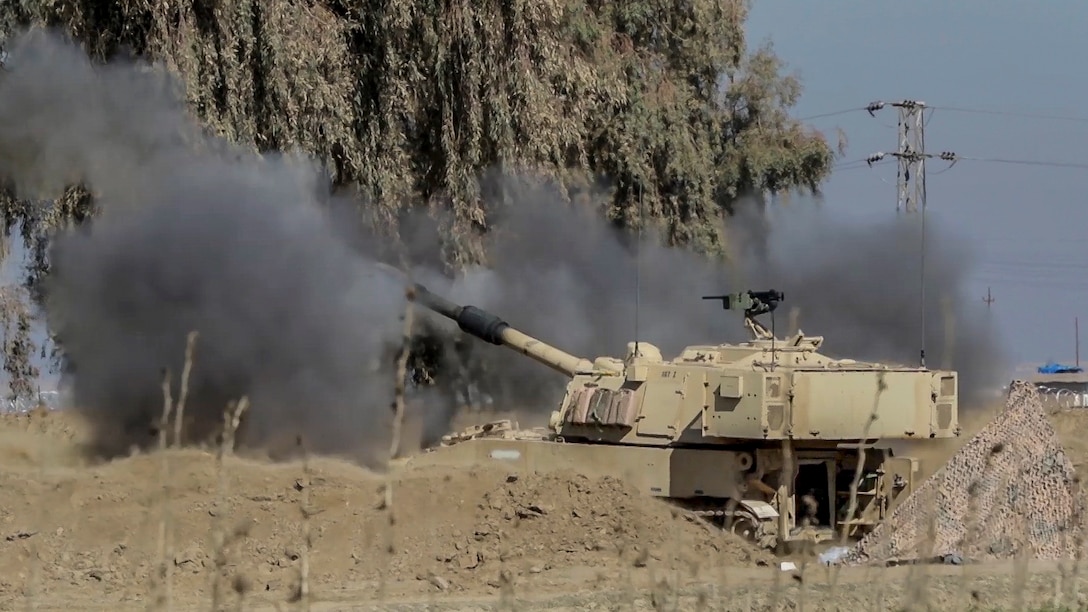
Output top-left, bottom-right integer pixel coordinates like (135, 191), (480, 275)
(406, 281), (961, 552)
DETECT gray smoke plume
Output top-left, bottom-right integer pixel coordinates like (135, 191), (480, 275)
(0, 29), (1003, 462)
(416, 181), (1007, 419)
(411, 175), (741, 424)
(728, 201), (1009, 408)
(0, 29), (412, 463)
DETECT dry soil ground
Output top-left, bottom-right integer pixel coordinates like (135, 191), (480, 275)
(1, 404), (1087, 611)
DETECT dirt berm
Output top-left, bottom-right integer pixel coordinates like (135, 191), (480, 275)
(844, 380), (1083, 565)
(0, 407), (769, 609)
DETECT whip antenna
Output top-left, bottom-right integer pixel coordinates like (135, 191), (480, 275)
(918, 155), (928, 368)
(634, 183), (643, 356)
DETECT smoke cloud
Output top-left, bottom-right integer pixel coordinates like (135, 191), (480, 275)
(416, 176), (736, 416)
(0, 29), (1005, 463)
(727, 202), (1009, 408)
(425, 184), (1007, 417)
(0, 29), (412, 463)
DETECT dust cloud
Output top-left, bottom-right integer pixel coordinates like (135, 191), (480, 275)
(0, 29), (1004, 463)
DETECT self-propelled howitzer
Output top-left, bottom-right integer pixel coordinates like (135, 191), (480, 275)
(407, 283), (961, 550)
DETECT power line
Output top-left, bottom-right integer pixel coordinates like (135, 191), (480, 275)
(798, 108), (869, 121)
(971, 275), (1088, 292)
(832, 157), (893, 171)
(799, 102), (1088, 125)
(798, 101), (887, 122)
(951, 155), (1088, 170)
(812, 100), (1088, 184)
(927, 105), (1088, 124)
(863, 150), (1088, 173)
(982, 260), (1088, 271)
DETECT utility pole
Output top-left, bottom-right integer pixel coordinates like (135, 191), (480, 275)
(862, 100), (958, 369)
(891, 100), (927, 214)
(860, 100), (965, 368)
(864, 100), (958, 214)
(983, 287), (995, 308)
(1077, 317), (1080, 368)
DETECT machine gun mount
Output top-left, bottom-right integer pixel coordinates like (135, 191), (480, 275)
(702, 290), (785, 341)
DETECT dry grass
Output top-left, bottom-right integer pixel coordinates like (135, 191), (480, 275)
(0, 331), (1079, 605)
(0, 292), (1079, 611)
(5, 375), (1084, 611)
(3, 274), (1083, 612)
(0, 10), (1074, 611)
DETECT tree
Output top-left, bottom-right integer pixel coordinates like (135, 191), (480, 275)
(0, 0), (837, 398)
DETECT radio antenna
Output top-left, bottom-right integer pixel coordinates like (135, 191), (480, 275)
(634, 182), (643, 357)
(770, 307), (777, 370)
(918, 162), (928, 368)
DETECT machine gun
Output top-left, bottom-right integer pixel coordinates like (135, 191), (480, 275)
(702, 290), (784, 341)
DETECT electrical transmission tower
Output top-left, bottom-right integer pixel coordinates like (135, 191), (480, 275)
(861, 99), (958, 368)
(892, 100), (927, 214)
(864, 100), (956, 214)
(983, 287), (995, 308)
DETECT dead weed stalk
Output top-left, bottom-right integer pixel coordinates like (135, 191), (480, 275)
(377, 283), (416, 600)
(210, 396), (249, 612)
(173, 331), (198, 447)
(290, 433), (314, 611)
(152, 366), (175, 611)
(151, 330), (197, 611)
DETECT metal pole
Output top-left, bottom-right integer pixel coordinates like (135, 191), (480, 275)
(891, 100), (927, 214)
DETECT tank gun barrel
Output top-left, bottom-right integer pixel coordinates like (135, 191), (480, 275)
(412, 282), (608, 377)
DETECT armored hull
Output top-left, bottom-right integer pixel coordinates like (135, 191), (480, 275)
(404, 285), (960, 550)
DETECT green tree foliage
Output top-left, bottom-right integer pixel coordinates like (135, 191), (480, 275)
(1, 0), (835, 258)
(0, 0), (837, 397)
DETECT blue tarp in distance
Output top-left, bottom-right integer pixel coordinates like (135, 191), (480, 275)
(1037, 361), (1084, 374)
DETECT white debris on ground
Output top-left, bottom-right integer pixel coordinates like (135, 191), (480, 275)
(842, 381), (1084, 566)
(817, 546), (851, 566)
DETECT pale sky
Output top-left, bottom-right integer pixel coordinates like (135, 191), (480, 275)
(746, 1), (1088, 370)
